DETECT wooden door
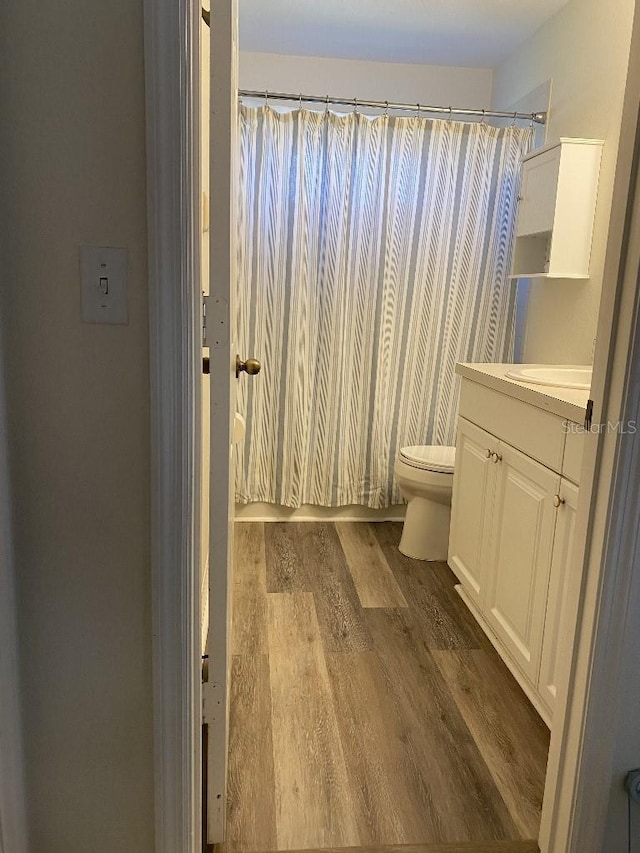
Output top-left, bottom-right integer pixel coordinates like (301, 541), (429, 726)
(485, 443), (559, 685)
(204, 0), (238, 843)
(538, 478), (579, 716)
(448, 417), (498, 608)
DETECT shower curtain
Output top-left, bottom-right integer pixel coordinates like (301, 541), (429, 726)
(235, 105), (532, 508)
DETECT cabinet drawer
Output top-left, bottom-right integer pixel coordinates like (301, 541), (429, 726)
(459, 380), (566, 472)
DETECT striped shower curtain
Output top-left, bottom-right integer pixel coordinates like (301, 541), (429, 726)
(235, 105), (532, 508)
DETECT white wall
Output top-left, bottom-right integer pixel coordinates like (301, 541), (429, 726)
(240, 51), (493, 111)
(492, 0), (635, 364)
(0, 0), (155, 850)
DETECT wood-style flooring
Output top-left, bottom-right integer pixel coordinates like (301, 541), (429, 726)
(225, 521), (549, 853)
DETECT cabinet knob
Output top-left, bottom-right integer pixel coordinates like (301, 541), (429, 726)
(553, 494), (565, 508)
(486, 448), (493, 458)
(492, 452), (502, 463)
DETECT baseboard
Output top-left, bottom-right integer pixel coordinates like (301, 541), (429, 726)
(212, 841), (539, 853)
(234, 502), (406, 522)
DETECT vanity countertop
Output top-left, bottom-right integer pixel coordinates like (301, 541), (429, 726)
(456, 362), (590, 424)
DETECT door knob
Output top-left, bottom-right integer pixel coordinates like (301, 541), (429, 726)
(236, 355), (261, 378)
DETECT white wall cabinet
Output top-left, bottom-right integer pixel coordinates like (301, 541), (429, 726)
(516, 145), (560, 237)
(511, 138), (603, 280)
(449, 381), (584, 727)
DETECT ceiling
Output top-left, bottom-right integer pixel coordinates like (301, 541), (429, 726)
(239, 0), (568, 67)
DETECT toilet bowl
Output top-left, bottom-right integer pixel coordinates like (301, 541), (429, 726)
(394, 445), (456, 561)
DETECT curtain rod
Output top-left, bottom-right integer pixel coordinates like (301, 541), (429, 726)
(201, 8), (545, 125)
(238, 90), (546, 124)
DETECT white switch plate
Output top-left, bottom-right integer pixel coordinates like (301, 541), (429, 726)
(80, 245), (128, 325)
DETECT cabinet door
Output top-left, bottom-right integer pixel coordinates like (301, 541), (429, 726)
(484, 443), (559, 684)
(448, 418), (498, 608)
(538, 479), (579, 715)
(516, 147), (560, 237)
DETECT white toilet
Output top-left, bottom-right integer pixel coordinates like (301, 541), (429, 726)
(394, 445), (456, 561)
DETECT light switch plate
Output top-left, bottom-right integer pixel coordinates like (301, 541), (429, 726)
(80, 245), (128, 325)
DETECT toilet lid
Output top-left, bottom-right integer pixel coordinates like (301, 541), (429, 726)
(399, 445), (456, 473)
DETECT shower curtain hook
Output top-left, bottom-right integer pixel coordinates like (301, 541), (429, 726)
(264, 89), (269, 107)
(385, 100), (389, 117)
(481, 108), (486, 125)
(530, 113), (534, 128)
(416, 102), (421, 118)
(511, 111), (517, 127)
(448, 105), (453, 121)
(298, 92), (302, 111)
(354, 97), (358, 115)
(325, 94), (329, 114)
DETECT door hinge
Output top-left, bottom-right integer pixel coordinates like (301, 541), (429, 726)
(202, 293), (208, 345)
(626, 769), (640, 803)
(584, 398), (594, 431)
(201, 683), (220, 725)
(202, 294), (229, 349)
(202, 679), (210, 723)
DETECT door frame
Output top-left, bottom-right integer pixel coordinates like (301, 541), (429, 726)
(539, 18), (640, 850)
(143, 4), (640, 853)
(143, 0), (202, 851)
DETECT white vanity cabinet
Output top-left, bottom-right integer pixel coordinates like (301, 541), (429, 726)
(538, 478), (579, 714)
(447, 418), (498, 609)
(484, 442), (559, 685)
(449, 378), (585, 726)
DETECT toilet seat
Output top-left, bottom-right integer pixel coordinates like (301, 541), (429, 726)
(399, 445), (455, 474)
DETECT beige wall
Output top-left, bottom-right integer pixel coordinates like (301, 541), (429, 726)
(240, 51), (493, 110)
(492, 0), (635, 364)
(0, 0), (154, 850)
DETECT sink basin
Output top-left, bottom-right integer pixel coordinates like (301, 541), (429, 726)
(505, 365), (592, 390)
